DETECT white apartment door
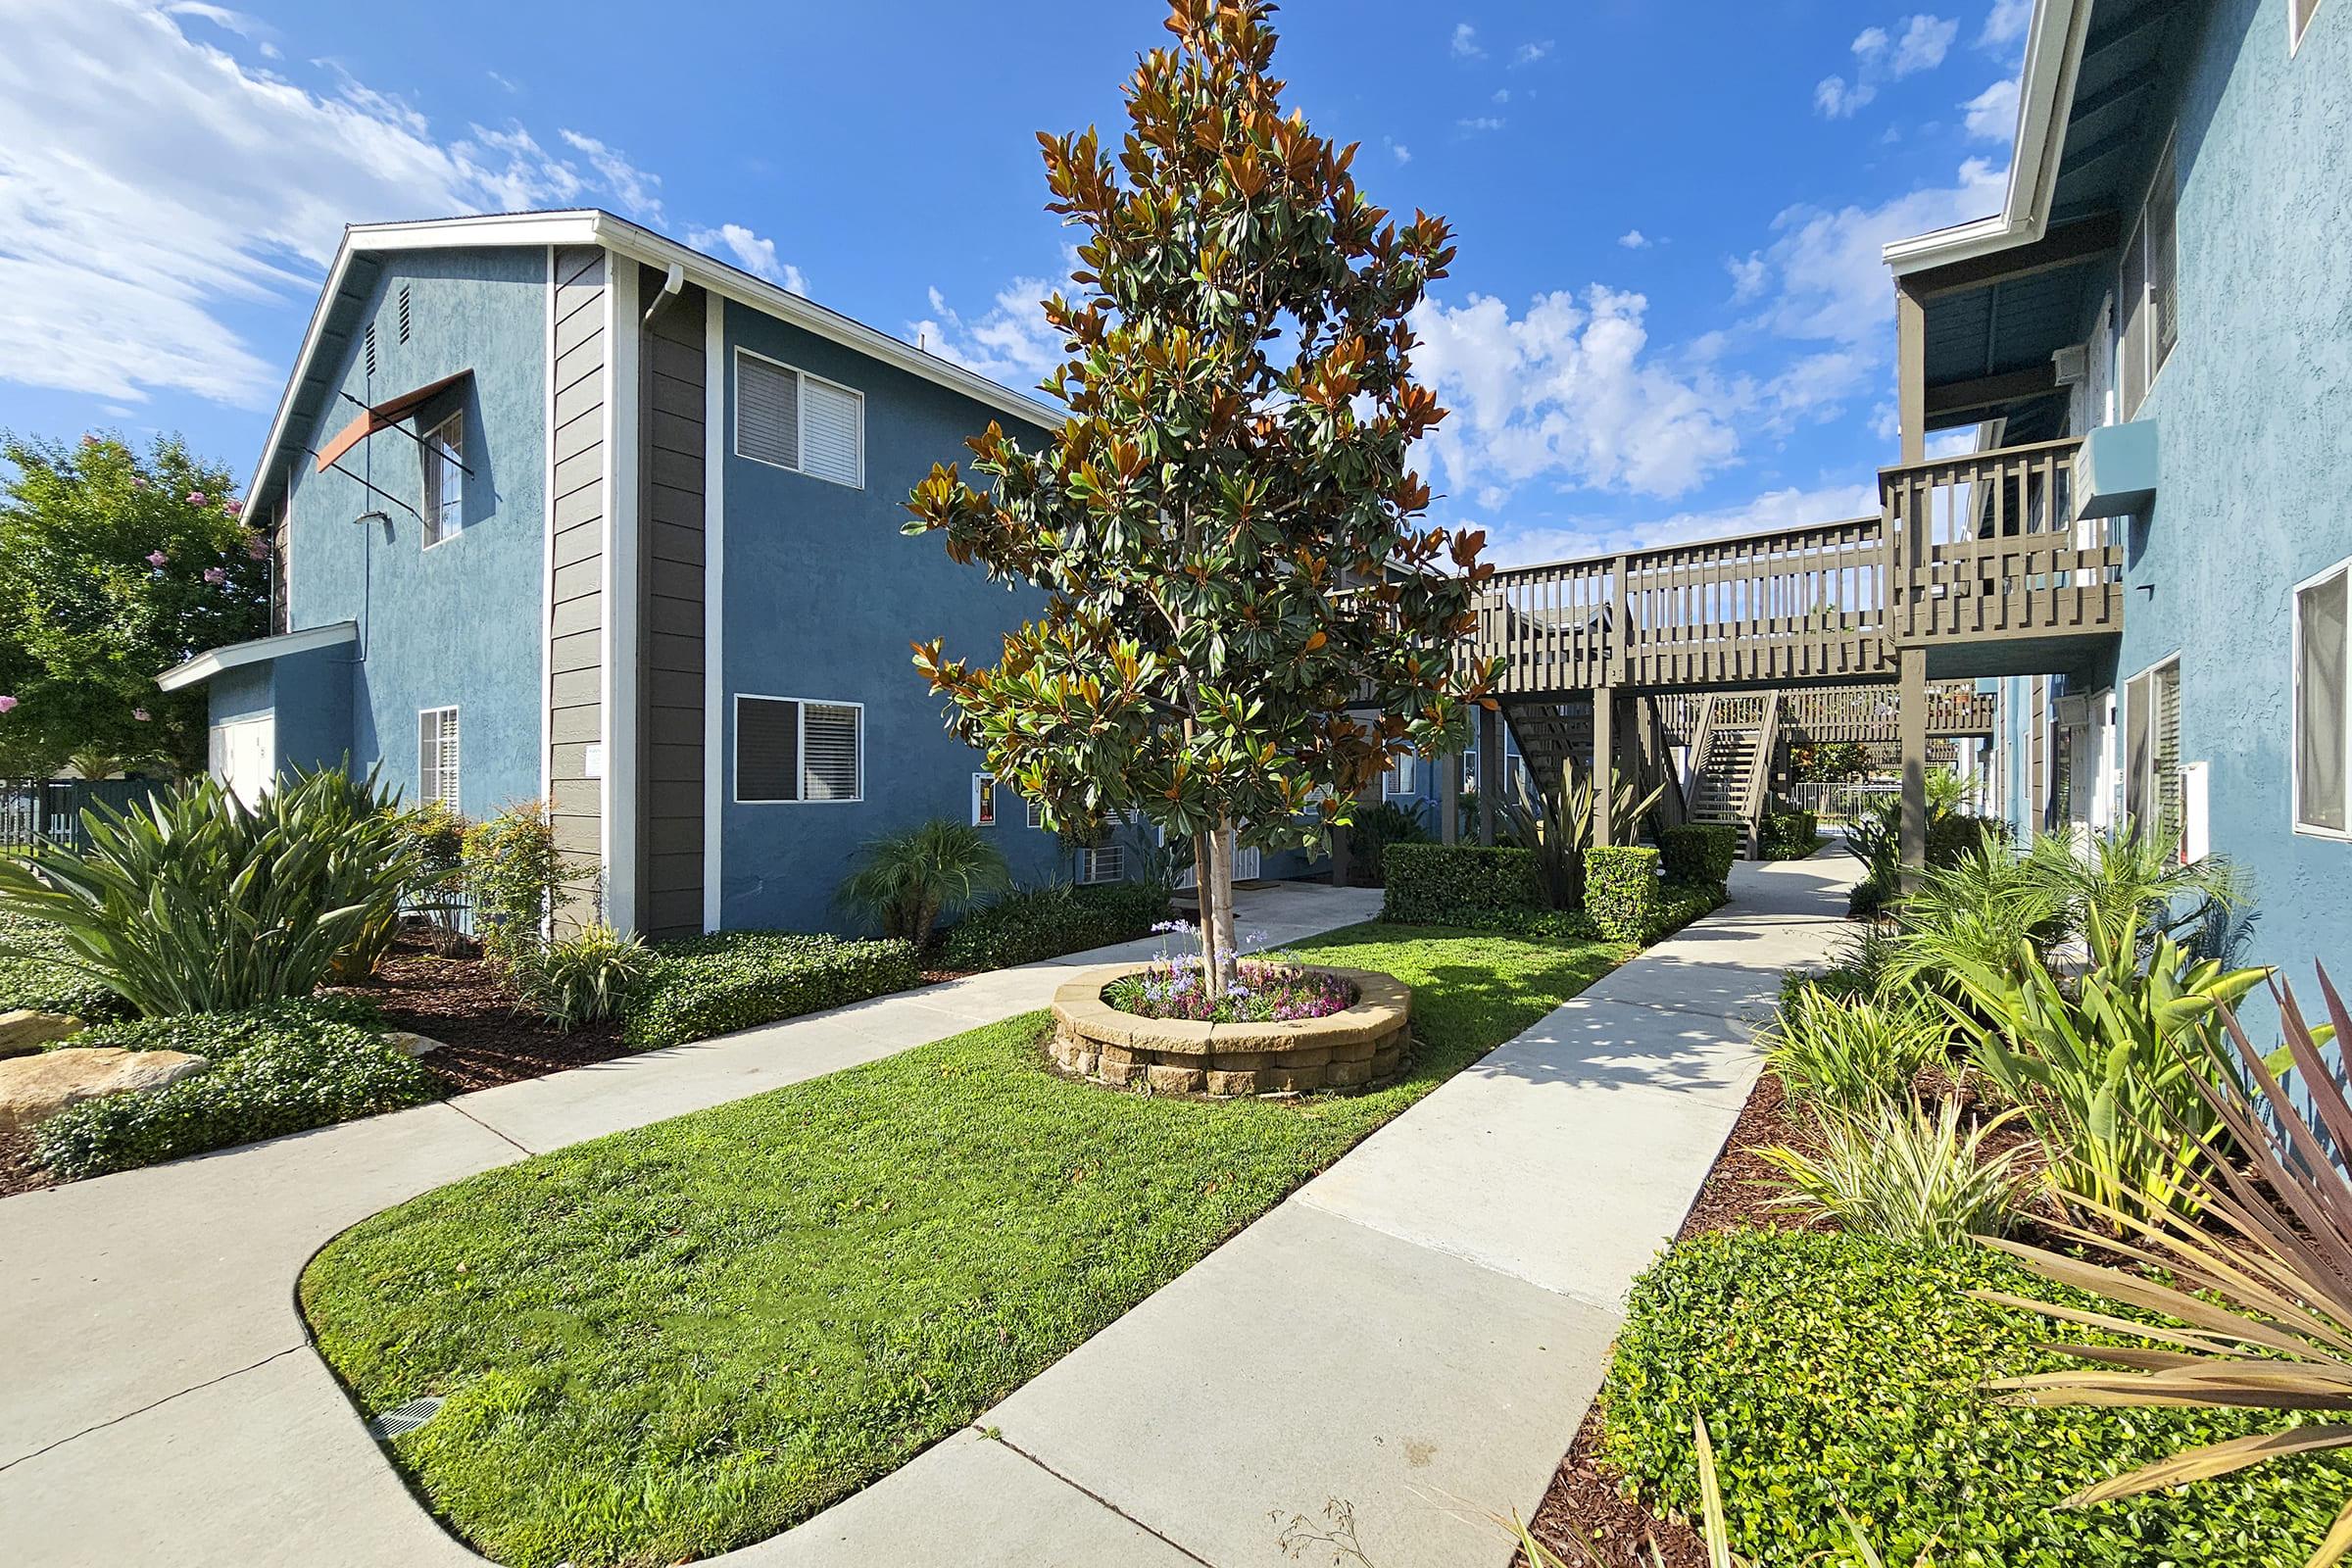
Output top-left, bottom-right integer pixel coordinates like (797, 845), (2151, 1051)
(209, 715), (275, 806)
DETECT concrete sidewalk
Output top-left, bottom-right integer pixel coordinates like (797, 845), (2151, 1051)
(0, 859), (1858, 1567)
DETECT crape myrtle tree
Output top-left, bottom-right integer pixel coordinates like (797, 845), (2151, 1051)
(904, 0), (1499, 990)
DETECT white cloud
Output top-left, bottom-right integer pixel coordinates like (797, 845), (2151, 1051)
(1963, 75), (2020, 141)
(1753, 158), (2005, 348)
(687, 223), (806, 295)
(1979, 0), (2034, 50)
(1512, 39), (1555, 67)
(1385, 136), (1411, 164)
(1450, 22), (1483, 60)
(1409, 287), (1742, 503)
(1492, 87), (1511, 105)
(908, 278), (1063, 388)
(1725, 252), (1770, 301)
(1819, 14), (1957, 117)
(1480, 480), (1884, 567)
(1456, 116), (1506, 133)
(1618, 229), (1651, 249)
(557, 129), (662, 221)
(0, 0), (691, 410)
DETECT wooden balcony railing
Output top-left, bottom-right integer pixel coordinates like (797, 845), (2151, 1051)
(1480, 436), (2122, 697)
(1882, 436), (2122, 644)
(1652, 685), (1998, 744)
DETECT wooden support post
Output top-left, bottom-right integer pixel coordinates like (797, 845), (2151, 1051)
(1896, 284), (1928, 466)
(1592, 685), (1617, 848)
(1899, 646), (1928, 890)
(1477, 706), (1500, 847)
(1440, 747), (1460, 846)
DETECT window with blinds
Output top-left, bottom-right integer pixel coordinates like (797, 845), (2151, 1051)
(2118, 132), (2180, 417)
(734, 350), (862, 487)
(1026, 798), (1047, 830)
(1077, 845), (1127, 885)
(734, 696), (862, 803)
(422, 412), (465, 545)
(417, 707), (460, 809)
(2125, 659), (2183, 851)
(2296, 563), (2350, 835)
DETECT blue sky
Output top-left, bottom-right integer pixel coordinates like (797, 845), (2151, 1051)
(0, 0), (2034, 564)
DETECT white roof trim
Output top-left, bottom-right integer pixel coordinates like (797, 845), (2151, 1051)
(156, 620), (358, 692)
(1884, 0), (2092, 274)
(241, 210), (1061, 514)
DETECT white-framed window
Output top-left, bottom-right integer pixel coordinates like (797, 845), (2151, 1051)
(1383, 754), (1417, 798)
(422, 411), (466, 546)
(734, 349), (864, 488)
(2123, 655), (2183, 850)
(1026, 798), (1047, 830)
(2117, 130), (2180, 419)
(2292, 0), (2328, 51)
(417, 707), (461, 809)
(2294, 558), (2351, 837)
(1077, 844), (1127, 884)
(972, 773), (998, 827)
(734, 695), (862, 803)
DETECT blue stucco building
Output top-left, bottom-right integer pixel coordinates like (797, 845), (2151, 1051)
(1885, 0), (2350, 1001)
(160, 212), (1329, 938)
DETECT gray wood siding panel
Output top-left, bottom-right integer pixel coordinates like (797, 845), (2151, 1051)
(548, 245), (606, 931)
(635, 267), (707, 939)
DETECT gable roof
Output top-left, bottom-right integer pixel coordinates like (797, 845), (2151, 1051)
(244, 209), (1062, 518)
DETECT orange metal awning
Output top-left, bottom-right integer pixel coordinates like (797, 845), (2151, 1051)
(314, 369), (471, 472)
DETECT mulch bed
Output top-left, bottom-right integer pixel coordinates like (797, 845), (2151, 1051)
(329, 930), (628, 1095)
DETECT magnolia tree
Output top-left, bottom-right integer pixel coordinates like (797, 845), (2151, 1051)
(0, 432), (269, 776)
(905, 0), (1498, 989)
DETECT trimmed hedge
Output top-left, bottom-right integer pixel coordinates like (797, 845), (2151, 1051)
(1600, 1228), (2352, 1566)
(1758, 811), (1819, 860)
(1658, 824), (1738, 888)
(1583, 847), (1662, 942)
(935, 882), (1170, 972)
(623, 931), (920, 1050)
(34, 997), (437, 1180)
(0, 911), (125, 1019)
(1381, 844), (1545, 927)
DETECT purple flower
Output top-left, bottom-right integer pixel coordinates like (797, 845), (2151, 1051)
(224, 498), (243, 515)
(0, 695), (17, 714)
(132, 708), (150, 722)
(245, 535), (270, 560)
(186, 490), (207, 506)
(147, 550), (168, 567)
(202, 566), (227, 586)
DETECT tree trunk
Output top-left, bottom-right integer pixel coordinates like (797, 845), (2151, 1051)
(1193, 827), (1222, 986)
(1208, 818), (1240, 992)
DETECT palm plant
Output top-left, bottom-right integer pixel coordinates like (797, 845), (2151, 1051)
(1979, 970), (2352, 1567)
(2026, 822), (2248, 958)
(1503, 765), (1664, 908)
(1886, 839), (2067, 996)
(1936, 904), (2267, 1227)
(1758, 1097), (2035, 1247)
(1763, 984), (1952, 1114)
(835, 818), (1011, 948)
(0, 765), (419, 1015)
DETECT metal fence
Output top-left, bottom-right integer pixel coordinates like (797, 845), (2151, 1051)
(1790, 780), (1899, 823)
(0, 778), (170, 857)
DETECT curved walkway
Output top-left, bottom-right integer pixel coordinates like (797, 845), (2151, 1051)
(0, 859), (1856, 1566)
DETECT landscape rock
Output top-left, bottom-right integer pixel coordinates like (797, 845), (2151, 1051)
(378, 1031), (446, 1058)
(0, 1048), (209, 1133)
(0, 1009), (84, 1058)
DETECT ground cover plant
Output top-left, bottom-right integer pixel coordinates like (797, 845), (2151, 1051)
(1598, 1227), (2352, 1566)
(0, 909), (124, 1018)
(299, 923), (1622, 1568)
(620, 930), (919, 1050)
(935, 880), (1169, 970)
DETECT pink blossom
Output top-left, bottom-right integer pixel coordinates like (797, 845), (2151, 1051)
(147, 550), (168, 567)
(202, 566), (227, 585)
(245, 535), (270, 560)
(0, 696), (17, 713)
(186, 490), (207, 506)
(131, 476), (148, 490)
(224, 499), (243, 515)
(132, 709), (150, 722)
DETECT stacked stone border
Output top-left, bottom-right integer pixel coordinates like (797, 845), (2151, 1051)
(1050, 964), (1410, 1098)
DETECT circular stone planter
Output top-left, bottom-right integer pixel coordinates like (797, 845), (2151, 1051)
(1049, 964), (1411, 1098)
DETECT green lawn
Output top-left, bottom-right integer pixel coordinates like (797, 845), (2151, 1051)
(299, 923), (1623, 1568)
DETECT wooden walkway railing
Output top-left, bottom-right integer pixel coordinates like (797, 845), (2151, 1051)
(1650, 685), (1995, 742)
(1481, 436), (2116, 696)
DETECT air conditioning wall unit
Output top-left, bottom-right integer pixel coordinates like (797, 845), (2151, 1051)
(2052, 344), (2090, 385)
(2053, 693), (2095, 729)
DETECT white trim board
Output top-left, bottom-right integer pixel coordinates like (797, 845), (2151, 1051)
(156, 620), (359, 691)
(703, 288), (728, 931)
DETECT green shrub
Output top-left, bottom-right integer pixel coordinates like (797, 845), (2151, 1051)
(0, 767), (419, 1016)
(1758, 811), (1819, 860)
(1341, 800), (1431, 888)
(1756, 1098), (2032, 1246)
(462, 801), (578, 964)
(1650, 882), (1723, 941)
(34, 998), (437, 1179)
(1599, 1228), (2352, 1566)
(0, 911), (126, 1018)
(1762, 984), (1949, 1114)
(935, 881), (1171, 971)
(835, 819), (1011, 947)
(1658, 824), (1738, 889)
(1380, 844), (1545, 927)
(623, 931), (920, 1050)
(1582, 847), (1661, 943)
(513, 922), (649, 1032)
(1780, 924), (1901, 1008)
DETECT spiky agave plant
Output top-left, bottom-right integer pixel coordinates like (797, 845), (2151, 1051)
(1979, 969), (2352, 1567)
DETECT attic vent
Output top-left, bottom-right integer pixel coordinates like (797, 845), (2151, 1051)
(397, 285), (412, 345)
(364, 323), (377, 379)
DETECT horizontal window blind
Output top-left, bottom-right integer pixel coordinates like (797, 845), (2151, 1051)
(418, 707), (460, 808)
(801, 378), (861, 487)
(803, 703), (860, 800)
(737, 354), (801, 470)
